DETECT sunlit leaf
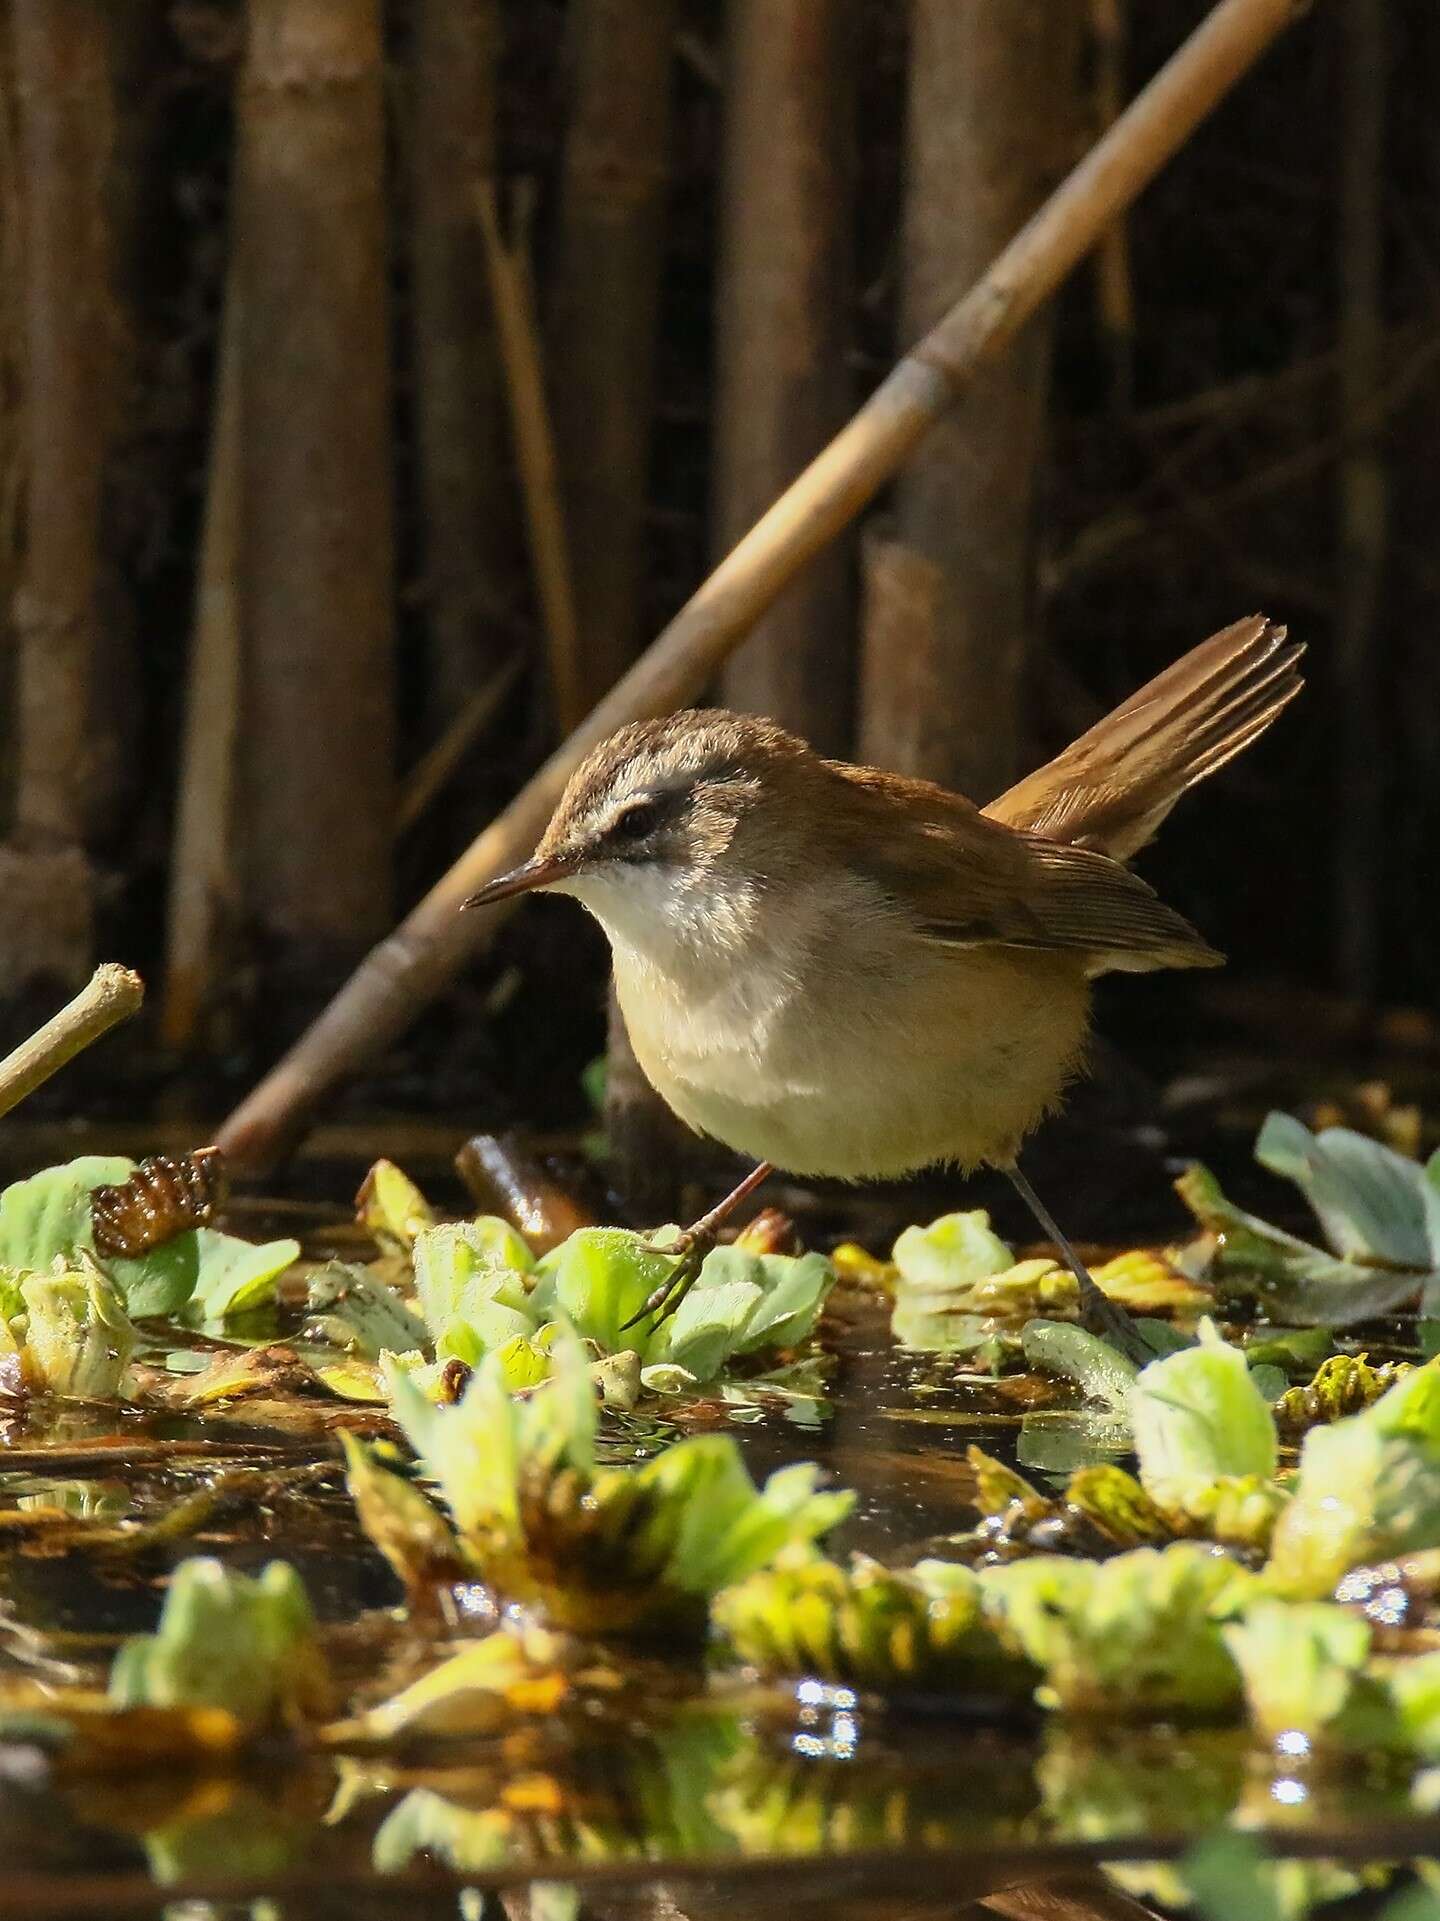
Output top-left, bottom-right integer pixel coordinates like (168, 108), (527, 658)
(1222, 1599), (1396, 1752)
(377, 1333), (851, 1640)
(340, 1434), (465, 1600)
(356, 1160), (437, 1255)
(306, 1261), (428, 1358)
(17, 1266), (136, 1399)
(892, 1211), (1014, 1291)
(1177, 1114), (1440, 1327)
(978, 1544), (1252, 1717)
(714, 1554), (1034, 1694)
(0, 1156), (134, 1272)
(413, 1220), (536, 1350)
(1266, 1361), (1440, 1598)
(1129, 1318), (1277, 1508)
(1256, 1112), (1440, 1270)
(183, 1229), (301, 1324)
(1021, 1320), (1137, 1415)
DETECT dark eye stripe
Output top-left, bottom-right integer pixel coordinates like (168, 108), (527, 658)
(606, 794), (670, 843)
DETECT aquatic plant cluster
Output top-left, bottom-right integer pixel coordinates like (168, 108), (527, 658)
(7, 1114), (1440, 1912)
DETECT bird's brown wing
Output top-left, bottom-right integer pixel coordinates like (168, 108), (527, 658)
(985, 614), (1304, 860)
(829, 765), (1222, 975)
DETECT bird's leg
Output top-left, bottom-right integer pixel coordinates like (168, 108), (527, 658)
(1002, 1161), (1151, 1366)
(621, 1161), (776, 1330)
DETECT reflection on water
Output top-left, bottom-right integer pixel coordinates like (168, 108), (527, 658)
(5, 1207), (1440, 1915)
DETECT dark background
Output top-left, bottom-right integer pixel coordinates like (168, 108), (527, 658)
(1, 0), (1435, 1157)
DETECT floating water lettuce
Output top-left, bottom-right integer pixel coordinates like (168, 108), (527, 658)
(110, 1558), (331, 1733)
(301, 1165), (837, 1401)
(1013, 1319), (1287, 1548)
(977, 1544), (1252, 1717)
(1022, 1320), (1139, 1413)
(0, 1156), (299, 1321)
(1127, 1319), (1288, 1548)
(531, 1228), (835, 1389)
(181, 1228), (301, 1325)
(306, 1260), (430, 1359)
(373, 1334), (852, 1638)
(965, 1445), (1274, 1559)
(0, 1156), (135, 1273)
(890, 1212), (1209, 1352)
(356, 1159), (437, 1255)
(889, 1211), (1018, 1349)
(7, 1266), (136, 1399)
(412, 1219), (538, 1360)
(341, 1432), (468, 1602)
(1044, 1463), (1177, 1549)
(712, 1554), (1033, 1695)
(1266, 1361), (1440, 1598)
(1222, 1600), (1399, 1753)
(1178, 1113), (1440, 1326)
(1273, 1352), (1414, 1437)
(396, 1217), (835, 1393)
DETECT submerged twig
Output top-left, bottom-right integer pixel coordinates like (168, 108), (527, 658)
(0, 1437), (318, 1473)
(0, 963), (144, 1120)
(454, 1132), (594, 1254)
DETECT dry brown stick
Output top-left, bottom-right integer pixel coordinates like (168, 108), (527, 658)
(217, 0), (1310, 1173)
(475, 183), (585, 738)
(160, 263), (243, 1052)
(396, 651), (525, 836)
(0, 964), (144, 1120)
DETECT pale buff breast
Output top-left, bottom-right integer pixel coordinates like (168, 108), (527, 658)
(610, 903), (1093, 1181)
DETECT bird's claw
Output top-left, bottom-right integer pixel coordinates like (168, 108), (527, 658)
(619, 1228), (714, 1332)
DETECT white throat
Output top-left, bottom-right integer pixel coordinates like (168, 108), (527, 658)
(556, 861), (763, 989)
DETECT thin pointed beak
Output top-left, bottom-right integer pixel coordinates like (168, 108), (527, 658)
(462, 852), (578, 911)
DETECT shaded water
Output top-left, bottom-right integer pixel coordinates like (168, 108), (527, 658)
(3, 1130), (1439, 1917)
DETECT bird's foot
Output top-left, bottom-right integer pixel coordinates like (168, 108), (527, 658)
(1077, 1275), (1151, 1366)
(620, 1223), (717, 1332)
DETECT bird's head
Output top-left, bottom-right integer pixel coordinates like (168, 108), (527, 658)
(463, 710), (814, 947)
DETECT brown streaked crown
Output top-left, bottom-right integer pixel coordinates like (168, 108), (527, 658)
(535, 708), (812, 873)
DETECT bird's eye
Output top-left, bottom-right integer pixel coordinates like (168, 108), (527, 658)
(608, 796), (666, 843)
